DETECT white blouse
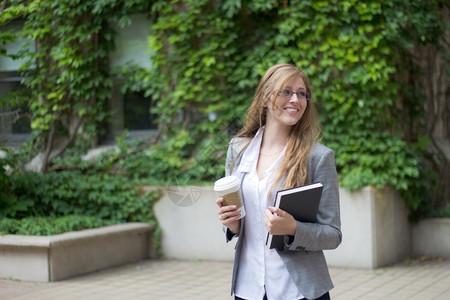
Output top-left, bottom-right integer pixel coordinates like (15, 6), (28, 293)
(234, 127), (304, 300)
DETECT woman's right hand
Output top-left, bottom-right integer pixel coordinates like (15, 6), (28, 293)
(216, 197), (241, 235)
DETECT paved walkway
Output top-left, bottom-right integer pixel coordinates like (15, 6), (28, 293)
(1, 258), (449, 300)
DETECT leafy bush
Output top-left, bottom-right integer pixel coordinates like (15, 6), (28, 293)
(3, 171), (158, 220)
(326, 131), (420, 191)
(0, 215), (113, 236)
(184, 132), (230, 182)
(120, 132), (229, 184)
(0, 148), (14, 211)
(121, 130), (194, 182)
(0, 170), (162, 252)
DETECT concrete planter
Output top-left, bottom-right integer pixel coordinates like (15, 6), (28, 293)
(154, 186), (431, 269)
(154, 186), (236, 261)
(6, 186), (444, 283)
(324, 186), (411, 268)
(412, 218), (450, 258)
(0, 223), (154, 282)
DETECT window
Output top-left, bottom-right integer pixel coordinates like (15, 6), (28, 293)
(123, 92), (158, 131)
(103, 14), (157, 144)
(0, 72), (31, 145)
(1, 15), (157, 146)
(0, 20), (33, 145)
(104, 87), (157, 143)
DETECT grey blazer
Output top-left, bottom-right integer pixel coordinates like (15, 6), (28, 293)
(224, 137), (342, 300)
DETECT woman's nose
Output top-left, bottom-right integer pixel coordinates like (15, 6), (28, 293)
(289, 94), (300, 102)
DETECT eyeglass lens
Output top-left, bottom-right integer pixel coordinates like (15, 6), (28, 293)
(279, 89), (310, 100)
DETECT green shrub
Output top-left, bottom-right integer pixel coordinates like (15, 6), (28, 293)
(326, 131), (420, 191)
(0, 147), (17, 214)
(3, 171), (159, 220)
(0, 215), (113, 236)
(0, 170), (162, 252)
(119, 131), (194, 183)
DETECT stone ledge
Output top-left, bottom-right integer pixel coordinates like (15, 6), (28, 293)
(412, 218), (450, 258)
(324, 186), (411, 268)
(155, 185), (449, 269)
(0, 223), (154, 282)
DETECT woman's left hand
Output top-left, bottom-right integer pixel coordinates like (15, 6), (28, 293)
(264, 207), (297, 236)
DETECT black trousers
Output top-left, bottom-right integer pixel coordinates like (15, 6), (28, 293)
(235, 291), (330, 300)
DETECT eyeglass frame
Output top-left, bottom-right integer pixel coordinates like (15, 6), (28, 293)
(277, 89), (311, 101)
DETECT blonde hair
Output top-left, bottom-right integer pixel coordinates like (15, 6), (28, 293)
(232, 63), (321, 189)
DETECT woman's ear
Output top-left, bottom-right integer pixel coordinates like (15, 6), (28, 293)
(263, 92), (274, 107)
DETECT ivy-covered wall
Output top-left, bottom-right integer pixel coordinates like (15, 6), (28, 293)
(1, 0), (449, 221)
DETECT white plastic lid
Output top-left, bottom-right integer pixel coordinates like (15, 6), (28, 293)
(214, 175), (240, 192)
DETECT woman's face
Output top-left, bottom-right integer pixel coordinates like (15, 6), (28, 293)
(265, 77), (308, 129)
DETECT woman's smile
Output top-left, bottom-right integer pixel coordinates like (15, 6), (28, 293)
(266, 77), (308, 128)
(284, 106), (300, 113)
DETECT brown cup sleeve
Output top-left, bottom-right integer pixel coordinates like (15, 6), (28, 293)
(222, 191), (243, 208)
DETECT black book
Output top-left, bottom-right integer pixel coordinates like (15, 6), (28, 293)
(266, 182), (323, 249)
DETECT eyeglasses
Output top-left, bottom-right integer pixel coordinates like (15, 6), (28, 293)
(278, 89), (311, 101)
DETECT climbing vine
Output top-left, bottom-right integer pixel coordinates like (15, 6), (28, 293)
(0, 0), (150, 171)
(142, 0), (449, 217)
(1, 0), (448, 220)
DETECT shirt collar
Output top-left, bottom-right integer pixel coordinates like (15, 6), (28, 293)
(237, 126), (287, 176)
(237, 127), (264, 173)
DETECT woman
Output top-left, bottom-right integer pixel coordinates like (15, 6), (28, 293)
(216, 64), (342, 300)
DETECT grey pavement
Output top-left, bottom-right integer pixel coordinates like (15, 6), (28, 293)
(0, 258), (449, 300)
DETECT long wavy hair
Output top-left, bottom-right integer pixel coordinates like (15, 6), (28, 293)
(231, 63), (321, 189)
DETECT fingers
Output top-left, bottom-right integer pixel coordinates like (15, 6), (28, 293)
(264, 208), (273, 220)
(216, 197), (238, 215)
(217, 198), (241, 231)
(218, 204), (240, 221)
(216, 197), (224, 207)
(267, 206), (286, 216)
(219, 211), (240, 225)
(265, 207), (290, 221)
(218, 205), (241, 235)
(216, 197), (241, 234)
(264, 207), (296, 236)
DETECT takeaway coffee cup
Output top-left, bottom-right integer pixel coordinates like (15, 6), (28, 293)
(214, 175), (246, 219)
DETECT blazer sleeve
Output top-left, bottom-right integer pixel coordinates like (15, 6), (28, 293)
(225, 137), (246, 176)
(225, 140), (234, 177)
(283, 144), (342, 252)
(223, 138), (245, 242)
